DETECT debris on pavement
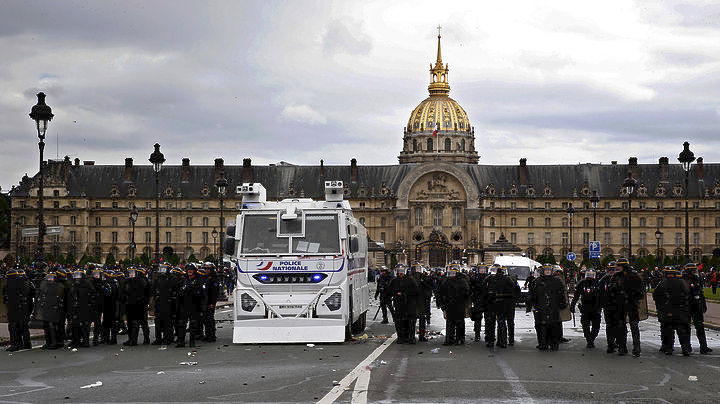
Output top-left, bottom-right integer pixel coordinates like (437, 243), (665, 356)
(158, 346), (167, 350)
(199, 381), (206, 384)
(689, 376), (698, 381)
(380, 360), (387, 365)
(71, 348), (78, 352)
(80, 381), (103, 389)
(431, 348), (440, 354)
(306, 344), (315, 347)
(180, 361), (198, 366)
(358, 333), (369, 340)
(156, 371), (165, 375)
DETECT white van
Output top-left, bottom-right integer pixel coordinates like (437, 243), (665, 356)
(492, 255), (542, 303)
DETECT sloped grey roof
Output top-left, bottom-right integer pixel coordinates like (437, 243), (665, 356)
(9, 160), (719, 200)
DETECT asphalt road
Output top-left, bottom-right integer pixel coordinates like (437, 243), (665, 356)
(3, 300), (720, 403)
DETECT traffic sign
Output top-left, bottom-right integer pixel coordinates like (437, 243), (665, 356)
(589, 241), (601, 259)
(567, 252), (576, 261)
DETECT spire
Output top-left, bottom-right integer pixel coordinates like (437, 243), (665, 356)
(428, 26), (450, 97)
(436, 25), (443, 66)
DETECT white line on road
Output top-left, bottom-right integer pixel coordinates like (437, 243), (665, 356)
(351, 367), (371, 404)
(316, 333), (397, 404)
(493, 354), (535, 403)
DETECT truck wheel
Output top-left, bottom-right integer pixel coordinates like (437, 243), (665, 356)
(351, 311), (366, 334)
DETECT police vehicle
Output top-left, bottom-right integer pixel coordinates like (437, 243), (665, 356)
(225, 181), (369, 343)
(492, 255), (542, 304)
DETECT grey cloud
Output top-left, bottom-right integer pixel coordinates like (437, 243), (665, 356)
(322, 20), (372, 56)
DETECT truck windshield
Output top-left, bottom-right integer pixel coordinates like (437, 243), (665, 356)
(241, 215), (289, 254)
(505, 266), (531, 280)
(292, 214), (340, 254)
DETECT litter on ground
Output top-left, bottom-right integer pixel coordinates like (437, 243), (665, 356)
(80, 381), (102, 389)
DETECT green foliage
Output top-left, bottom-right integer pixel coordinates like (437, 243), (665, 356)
(600, 254), (615, 268)
(389, 253), (398, 269)
(205, 254), (215, 264)
(105, 253), (116, 265)
(77, 254), (90, 267)
(166, 253), (180, 266)
(139, 253), (150, 267)
(65, 253), (76, 266)
(3, 254), (15, 265)
(187, 253), (198, 263)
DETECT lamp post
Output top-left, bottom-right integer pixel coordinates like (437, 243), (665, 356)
(212, 227), (218, 262)
(655, 228), (663, 267)
(566, 203), (575, 258)
(149, 143), (165, 268)
(129, 204), (138, 262)
(29, 92), (54, 263)
(215, 172), (228, 269)
(622, 172), (637, 260)
(589, 191), (599, 242)
(678, 141), (695, 263)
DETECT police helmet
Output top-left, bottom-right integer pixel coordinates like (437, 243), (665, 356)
(45, 271), (56, 281)
(663, 267), (682, 278)
(171, 266), (186, 276)
(7, 268), (26, 277)
(477, 265), (487, 274)
(541, 264), (554, 276)
(72, 270), (85, 280)
(683, 263), (699, 276)
(157, 263), (170, 274)
(607, 261), (617, 271)
(585, 270), (596, 279)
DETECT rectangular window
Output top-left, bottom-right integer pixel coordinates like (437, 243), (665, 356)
(166, 232), (172, 243)
(433, 208), (443, 226)
(675, 217), (682, 227)
(186, 202), (193, 209)
(95, 202), (101, 208)
(657, 201), (663, 209)
(381, 217), (386, 227)
(510, 217), (517, 227)
(583, 232), (589, 245)
(657, 217), (664, 228)
(203, 217), (209, 227)
(716, 233), (720, 246)
(380, 232), (386, 242)
(95, 232), (101, 243)
(414, 207), (423, 226)
(693, 232), (700, 246)
(527, 232), (535, 245)
(70, 201), (76, 208)
(510, 202), (517, 209)
(145, 232), (151, 243)
(53, 201), (59, 208)
(622, 202), (628, 209)
(112, 201), (118, 209)
(166, 217), (172, 227)
(112, 232), (118, 243)
(675, 233), (682, 246)
(562, 202), (568, 209)
(545, 218), (551, 227)
(20, 200), (26, 208)
(604, 202), (611, 209)
(70, 216), (76, 225)
(638, 202), (646, 209)
(716, 217), (720, 227)
(528, 202), (534, 209)
(639, 217), (646, 227)
(166, 202), (173, 209)
(70, 231), (77, 242)
(562, 232), (568, 245)
(490, 232), (496, 243)
(622, 233), (628, 246)
(112, 217), (118, 227)
(202, 202), (209, 209)
(489, 201), (495, 209)
(202, 232), (208, 244)
(359, 202), (366, 208)
(639, 232), (646, 246)
(604, 232), (611, 245)
(145, 217), (152, 227)
(545, 202), (551, 210)
(675, 202), (681, 209)
(146, 202), (152, 209)
(528, 217), (534, 227)
(186, 232), (192, 243)
(52, 216), (59, 225)
(452, 207), (461, 226)
(186, 217), (192, 227)
(95, 217), (101, 226)
(544, 232), (551, 245)
(604, 217), (611, 227)
(510, 232), (517, 244)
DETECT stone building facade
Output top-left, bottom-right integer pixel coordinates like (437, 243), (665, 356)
(8, 34), (720, 267)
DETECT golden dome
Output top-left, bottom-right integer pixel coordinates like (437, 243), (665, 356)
(407, 96), (470, 133)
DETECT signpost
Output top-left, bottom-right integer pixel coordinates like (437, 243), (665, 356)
(589, 241), (601, 259)
(566, 252), (576, 261)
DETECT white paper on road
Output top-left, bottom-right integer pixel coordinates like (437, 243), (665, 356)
(80, 381), (102, 389)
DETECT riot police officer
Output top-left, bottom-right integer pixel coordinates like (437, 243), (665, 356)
(66, 269), (96, 348)
(653, 267), (692, 355)
(101, 269), (120, 345)
(152, 263), (174, 345)
(123, 267), (149, 346)
(412, 265), (433, 342)
(374, 267), (394, 324)
(170, 266), (189, 348)
(598, 261), (617, 353)
(35, 271), (66, 349)
(388, 265), (420, 344)
(470, 265), (489, 342)
(683, 263), (712, 354)
(438, 265), (470, 345)
(485, 266), (517, 348)
(202, 263), (219, 342)
(609, 257), (644, 356)
(527, 264), (566, 351)
(186, 265), (208, 347)
(89, 267), (105, 345)
(570, 270), (602, 348)
(137, 267), (152, 344)
(3, 266), (34, 351)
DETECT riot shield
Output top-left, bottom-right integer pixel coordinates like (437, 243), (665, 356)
(557, 275), (571, 322)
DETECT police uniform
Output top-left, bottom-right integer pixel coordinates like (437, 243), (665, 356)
(683, 264), (713, 354)
(35, 272), (66, 349)
(653, 267), (692, 355)
(438, 267), (470, 345)
(101, 270), (120, 344)
(608, 258), (644, 356)
(597, 262), (617, 353)
(66, 270), (96, 348)
(388, 266), (420, 344)
(570, 271), (602, 348)
(2, 268), (35, 351)
(152, 264), (174, 345)
(202, 264), (219, 342)
(527, 265), (567, 351)
(374, 268), (394, 324)
(484, 267), (517, 348)
(470, 266), (488, 342)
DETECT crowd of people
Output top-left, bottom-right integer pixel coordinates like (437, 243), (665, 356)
(374, 258), (713, 357)
(1, 261), (228, 352)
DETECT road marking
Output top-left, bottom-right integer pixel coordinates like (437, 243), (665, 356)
(493, 354), (535, 403)
(316, 333), (397, 404)
(351, 367), (371, 404)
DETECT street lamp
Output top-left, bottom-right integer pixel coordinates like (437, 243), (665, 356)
(212, 227), (218, 262)
(29, 92), (54, 263)
(589, 190), (599, 242)
(678, 141), (695, 263)
(129, 204), (138, 262)
(622, 172), (637, 259)
(655, 228), (663, 267)
(149, 143), (165, 268)
(215, 171), (228, 269)
(566, 203), (575, 258)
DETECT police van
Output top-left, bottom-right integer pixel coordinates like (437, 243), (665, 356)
(224, 181), (369, 343)
(492, 255), (542, 304)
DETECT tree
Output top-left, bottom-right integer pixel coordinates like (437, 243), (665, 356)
(139, 252), (150, 267)
(65, 252), (77, 266)
(205, 254), (215, 264)
(166, 253), (180, 266)
(187, 253), (198, 263)
(78, 254), (90, 267)
(3, 254), (15, 266)
(600, 254), (615, 268)
(105, 253), (116, 266)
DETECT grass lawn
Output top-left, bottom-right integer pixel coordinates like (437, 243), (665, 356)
(704, 287), (720, 303)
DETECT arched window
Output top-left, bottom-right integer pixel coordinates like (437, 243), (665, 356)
(444, 138), (451, 151)
(526, 248), (535, 259)
(693, 217), (700, 227)
(460, 139), (465, 151)
(692, 249), (702, 262)
(413, 139), (418, 151)
(441, 74), (445, 82)
(427, 138), (433, 151)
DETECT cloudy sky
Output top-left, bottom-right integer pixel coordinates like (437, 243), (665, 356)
(2, 0), (720, 190)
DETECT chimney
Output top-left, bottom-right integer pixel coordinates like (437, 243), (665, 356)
(242, 158), (253, 183)
(83, 161), (95, 165)
(519, 158), (528, 186)
(320, 159), (324, 176)
(123, 158), (134, 182)
(214, 158), (224, 182)
(611, 161), (617, 165)
(350, 158), (358, 183)
(697, 157), (704, 180)
(182, 158), (190, 182)
(658, 157), (669, 182)
(628, 157), (638, 177)
(74, 158), (80, 166)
